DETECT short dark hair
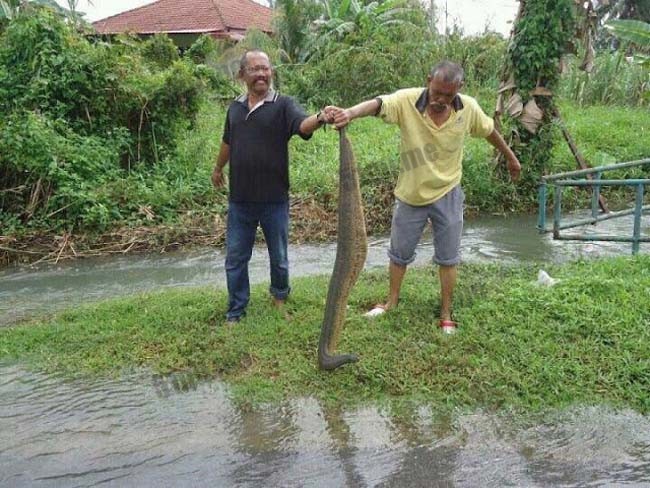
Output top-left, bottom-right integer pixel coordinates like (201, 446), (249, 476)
(429, 61), (464, 85)
(239, 50), (271, 72)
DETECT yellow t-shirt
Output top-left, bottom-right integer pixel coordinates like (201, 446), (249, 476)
(378, 87), (494, 206)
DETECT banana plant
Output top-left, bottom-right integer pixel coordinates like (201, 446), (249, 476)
(0, 0), (67, 19)
(307, 0), (420, 59)
(605, 19), (650, 67)
(0, 0), (93, 22)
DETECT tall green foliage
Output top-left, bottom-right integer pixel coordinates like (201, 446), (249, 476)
(559, 50), (649, 106)
(497, 0), (576, 199)
(274, 0), (322, 62)
(279, 23), (433, 106)
(308, 0), (425, 60)
(141, 34), (180, 68)
(605, 19), (650, 102)
(277, 2), (440, 106)
(606, 19), (650, 66)
(0, 9), (218, 232)
(438, 31), (506, 90)
(0, 0), (66, 20)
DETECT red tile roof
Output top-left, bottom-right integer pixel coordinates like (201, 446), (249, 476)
(93, 0), (273, 36)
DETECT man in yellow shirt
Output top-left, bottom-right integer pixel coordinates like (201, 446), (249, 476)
(331, 60), (521, 333)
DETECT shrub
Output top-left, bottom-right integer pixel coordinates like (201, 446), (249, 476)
(141, 34), (180, 68)
(0, 9), (227, 232)
(186, 34), (219, 64)
(278, 24), (435, 107)
(0, 111), (129, 231)
(559, 51), (650, 106)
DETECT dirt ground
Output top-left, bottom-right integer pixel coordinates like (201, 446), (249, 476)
(0, 197), (393, 267)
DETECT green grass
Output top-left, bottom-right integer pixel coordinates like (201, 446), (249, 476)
(553, 102), (650, 169)
(3, 99), (647, 239)
(2, 256), (649, 413)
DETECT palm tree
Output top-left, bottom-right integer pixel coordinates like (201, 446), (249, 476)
(274, 0), (322, 63)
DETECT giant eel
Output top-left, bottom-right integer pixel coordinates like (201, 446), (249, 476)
(318, 128), (368, 371)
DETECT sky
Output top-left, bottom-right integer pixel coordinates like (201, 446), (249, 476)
(59, 0), (519, 36)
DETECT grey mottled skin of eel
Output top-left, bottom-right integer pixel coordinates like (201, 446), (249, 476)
(318, 128), (368, 370)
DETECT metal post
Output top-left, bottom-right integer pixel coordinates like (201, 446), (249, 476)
(591, 171), (602, 220)
(538, 182), (547, 233)
(553, 184), (562, 239)
(540, 159), (649, 254)
(633, 184), (644, 255)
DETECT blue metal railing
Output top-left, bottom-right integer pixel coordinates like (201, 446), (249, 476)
(538, 158), (650, 254)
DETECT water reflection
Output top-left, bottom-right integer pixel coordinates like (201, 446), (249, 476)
(2, 365), (650, 487)
(1, 213), (647, 327)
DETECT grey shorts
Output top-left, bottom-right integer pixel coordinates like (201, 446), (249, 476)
(388, 185), (464, 266)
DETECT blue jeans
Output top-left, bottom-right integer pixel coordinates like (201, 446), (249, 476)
(225, 201), (290, 320)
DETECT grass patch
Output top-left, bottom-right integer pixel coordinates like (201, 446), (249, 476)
(553, 102), (650, 169)
(2, 256), (649, 413)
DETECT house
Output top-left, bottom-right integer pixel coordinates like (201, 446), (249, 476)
(92, 0), (274, 47)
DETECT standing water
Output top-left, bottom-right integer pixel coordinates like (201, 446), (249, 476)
(1, 214), (647, 327)
(1, 365), (650, 487)
(1, 213), (649, 487)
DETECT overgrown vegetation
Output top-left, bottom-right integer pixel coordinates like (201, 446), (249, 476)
(1, 256), (649, 412)
(494, 0), (576, 202)
(0, 8), (233, 233)
(0, 2), (647, 259)
(559, 51), (649, 106)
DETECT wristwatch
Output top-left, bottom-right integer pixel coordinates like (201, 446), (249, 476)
(316, 110), (325, 125)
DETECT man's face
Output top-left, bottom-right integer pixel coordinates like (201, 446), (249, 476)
(241, 52), (273, 96)
(427, 74), (461, 114)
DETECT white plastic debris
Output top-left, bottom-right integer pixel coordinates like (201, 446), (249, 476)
(364, 306), (386, 317)
(537, 269), (559, 287)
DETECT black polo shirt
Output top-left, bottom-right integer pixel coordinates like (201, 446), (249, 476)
(223, 91), (311, 203)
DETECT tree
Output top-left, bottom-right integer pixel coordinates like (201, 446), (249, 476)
(0, 0), (66, 20)
(274, 0), (322, 63)
(307, 0), (424, 59)
(493, 0), (577, 198)
(1, 0), (93, 28)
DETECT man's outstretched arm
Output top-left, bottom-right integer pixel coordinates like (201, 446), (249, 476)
(486, 129), (522, 181)
(330, 99), (382, 129)
(298, 111), (331, 135)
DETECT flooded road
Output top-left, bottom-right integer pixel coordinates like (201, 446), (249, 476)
(2, 213), (647, 327)
(2, 365), (650, 487)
